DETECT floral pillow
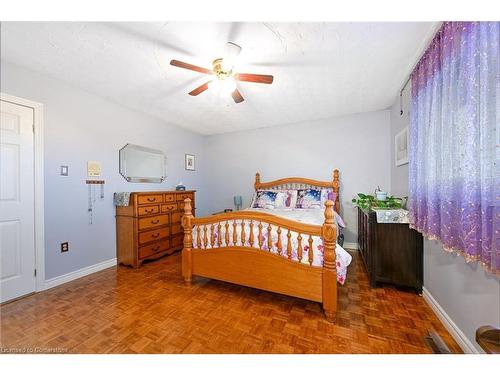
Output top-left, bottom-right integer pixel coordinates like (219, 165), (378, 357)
(252, 190), (278, 209)
(273, 190), (298, 208)
(321, 188), (338, 209)
(295, 189), (322, 209)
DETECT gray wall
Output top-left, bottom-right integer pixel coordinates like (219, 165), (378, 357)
(389, 87), (500, 353)
(204, 110), (392, 244)
(1, 61), (207, 279)
(389, 86), (409, 198)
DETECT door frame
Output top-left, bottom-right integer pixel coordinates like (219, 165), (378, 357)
(1, 92), (45, 293)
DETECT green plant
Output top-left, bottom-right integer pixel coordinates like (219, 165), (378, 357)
(352, 193), (402, 210)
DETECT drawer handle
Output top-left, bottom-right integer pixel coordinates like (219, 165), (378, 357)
(145, 208), (154, 214)
(152, 233), (160, 238)
(166, 206), (174, 211)
(152, 246), (161, 252)
(151, 219), (160, 224)
(147, 197), (156, 202)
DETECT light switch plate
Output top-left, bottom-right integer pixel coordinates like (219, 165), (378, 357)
(60, 166), (68, 176)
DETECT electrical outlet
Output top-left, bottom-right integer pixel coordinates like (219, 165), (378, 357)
(61, 242), (69, 253)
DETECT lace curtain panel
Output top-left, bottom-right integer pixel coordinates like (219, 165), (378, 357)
(409, 21), (499, 274)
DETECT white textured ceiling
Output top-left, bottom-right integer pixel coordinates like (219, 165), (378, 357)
(1, 22), (437, 135)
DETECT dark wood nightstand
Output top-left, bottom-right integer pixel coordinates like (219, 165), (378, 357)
(357, 207), (423, 293)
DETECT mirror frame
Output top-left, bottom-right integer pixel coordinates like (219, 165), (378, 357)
(119, 143), (167, 183)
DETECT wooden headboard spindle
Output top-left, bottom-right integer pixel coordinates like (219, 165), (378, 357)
(254, 170), (340, 213)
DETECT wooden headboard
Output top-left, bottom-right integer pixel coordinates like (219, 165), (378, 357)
(254, 169), (340, 213)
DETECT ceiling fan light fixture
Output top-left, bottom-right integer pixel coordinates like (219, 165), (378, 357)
(209, 77), (237, 98)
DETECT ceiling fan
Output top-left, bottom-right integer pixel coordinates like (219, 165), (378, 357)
(170, 42), (274, 103)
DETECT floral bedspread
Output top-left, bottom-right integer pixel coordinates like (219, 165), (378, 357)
(191, 208), (352, 284)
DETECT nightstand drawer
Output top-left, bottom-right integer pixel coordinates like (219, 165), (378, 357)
(161, 203), (178, 213)
(138, 194), (163, 205)
(138, 227), (169, 245)
(139, 240), (170, 259)
(137, 205), (159, 216)
(138, 214), (169, 230)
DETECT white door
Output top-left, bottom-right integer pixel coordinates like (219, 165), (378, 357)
(0, 99), (36, 303)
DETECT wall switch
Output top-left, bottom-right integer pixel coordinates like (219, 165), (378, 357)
(60, 166), (69, 176)
(61, 242), (69, 253)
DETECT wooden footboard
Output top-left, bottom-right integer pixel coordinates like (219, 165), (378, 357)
(181, 198), (338, 321)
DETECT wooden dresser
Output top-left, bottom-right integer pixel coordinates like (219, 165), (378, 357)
(357, 207), (423, 293)
(116, 191), (195, 268)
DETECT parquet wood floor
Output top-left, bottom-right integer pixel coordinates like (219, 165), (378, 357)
(0, 251), (462, 354)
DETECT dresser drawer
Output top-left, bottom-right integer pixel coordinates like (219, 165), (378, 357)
(171, 223), (183, 235)
(138, 227), (169, 245)
(176, 192), (194, 202)
(161, 203), (178, 213)
(139, 240), (170, 259)
(171, 212), (183, 224)
(138, 194), (163, 205)
(137, 205), (159, 216)
(171, 235), (183, 248)
(138, 214), (169, 230)
(164, 193), (175, 202)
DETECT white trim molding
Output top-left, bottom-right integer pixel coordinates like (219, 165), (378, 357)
(343, 242), (358, 250)
(0, 92), (45, 293)
(44, 258), (117, 291)
(422, 287), (479, 353)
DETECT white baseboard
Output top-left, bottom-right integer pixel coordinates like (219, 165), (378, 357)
(343, 242), (358, 250)
(422, 287), (479, 353)
(44, 258), (117, 291)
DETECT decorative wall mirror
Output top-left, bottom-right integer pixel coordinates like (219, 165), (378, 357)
(119, 144), (167, 183)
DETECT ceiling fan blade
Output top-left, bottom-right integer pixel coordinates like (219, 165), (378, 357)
(170, 60), (212, 75)
(188, 81), (211, 96)
(236, 73), (273, 84)
(231, 89), (244, 103)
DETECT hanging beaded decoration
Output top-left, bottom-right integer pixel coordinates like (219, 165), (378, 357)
(86, 180), (105, 225)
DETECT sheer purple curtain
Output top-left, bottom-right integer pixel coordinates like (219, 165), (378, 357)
(409, 22), (499, 274)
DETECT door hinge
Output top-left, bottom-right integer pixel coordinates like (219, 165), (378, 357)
(33, 123), (35, 133)
(34, 269), (37, 277)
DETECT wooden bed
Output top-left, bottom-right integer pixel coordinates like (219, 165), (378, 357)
(181, 170), (340, 321)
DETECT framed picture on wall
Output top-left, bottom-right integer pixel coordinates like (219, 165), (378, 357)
(395, 127), (409, 166)
(185, 154), (195, 171)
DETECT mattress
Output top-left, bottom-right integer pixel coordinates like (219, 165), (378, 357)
(191, 208), (352, 284)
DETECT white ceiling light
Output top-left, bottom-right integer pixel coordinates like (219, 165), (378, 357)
(208, 77), (237, 98)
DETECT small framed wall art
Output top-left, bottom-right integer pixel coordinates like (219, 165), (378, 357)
(395, 127), (409, 166)
(185, 154), (195, 171)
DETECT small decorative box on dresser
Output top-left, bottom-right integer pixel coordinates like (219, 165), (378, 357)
(116, 191), (195, 268)
(357, 207), (423, 293)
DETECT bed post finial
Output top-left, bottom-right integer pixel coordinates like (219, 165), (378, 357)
(255, 172), (261, 190)
(332, 169), (340, 213)
(322, 200), (337, 322)
(182, 198), (194, 285)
